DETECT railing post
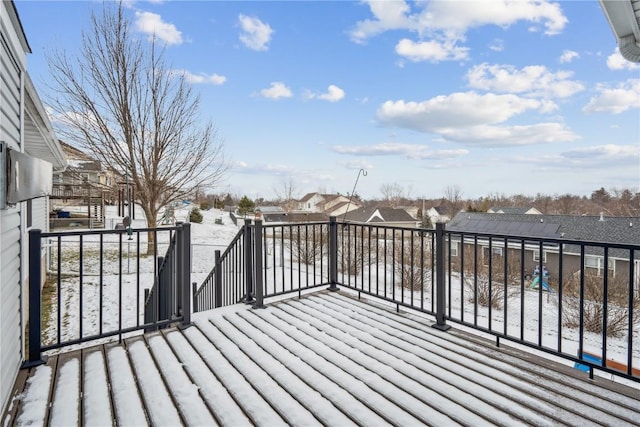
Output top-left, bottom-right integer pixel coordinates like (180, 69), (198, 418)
(175, 222), (184, 318)
(244, 219), (254, 303)
(192, 282), (198, 313)
(327, 216), (339, 291)
(253, 219), (266, 308)
(24, 229), (47, 367)
(181, 222), (191, 326)
(214, 250), (222, 308)
(432, 222), (451, 331)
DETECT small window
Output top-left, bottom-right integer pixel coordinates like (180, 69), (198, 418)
(533, 250), (547, 263)
(450, 241), (459, 257)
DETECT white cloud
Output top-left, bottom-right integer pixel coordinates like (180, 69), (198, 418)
(331, 143), (468, 160)
(489, 38), (504, 52)
(514, 144), (640, 169)
(466, 63), (584, 98)
(437, 122), (579, 146)
(172, 69), (226, 85)
(377, 92), (556, 131)
(395, 38), (469, 62)
(583, 79), (640, 114)
(135, 11), (183, 45)
(350, 0), (567, 43)
(375, 91), (580, 146)
(344, 159), (374, 170)
(308, 85), (345, 102)
(260, 82), (292, 100)
(606, 49), (640, 71)
(238, 15), (273, 51)
(559, 50), (579, 64)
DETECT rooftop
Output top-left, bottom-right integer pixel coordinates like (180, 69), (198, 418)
(6, 291), (639, 426)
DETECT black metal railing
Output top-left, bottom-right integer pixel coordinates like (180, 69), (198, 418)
(193, 217), (640, 383)
(193, 221), (247, 311)
(25, 223), (191, 366)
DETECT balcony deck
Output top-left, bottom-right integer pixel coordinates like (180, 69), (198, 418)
(5, 290), (639, 426)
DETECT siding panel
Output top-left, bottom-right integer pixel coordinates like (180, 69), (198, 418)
(0, 25), (23, 415)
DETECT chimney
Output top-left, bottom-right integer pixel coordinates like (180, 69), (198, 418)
(599, 212), (604, 221)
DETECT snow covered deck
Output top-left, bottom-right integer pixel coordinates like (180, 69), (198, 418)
(5, 290), (640, 426)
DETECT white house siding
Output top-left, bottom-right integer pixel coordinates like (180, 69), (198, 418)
(0, 1), (27, 414)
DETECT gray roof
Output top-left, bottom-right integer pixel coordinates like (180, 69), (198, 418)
(489, 207), (539, 215)
(343, 206), (416, 223)
(448, 212), (640, 245)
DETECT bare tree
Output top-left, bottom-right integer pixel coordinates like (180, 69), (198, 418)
(443, 184), (464, 216)
(46, 2), (227, 252)
(380, 182), (405, 208)
(273, 177), (299, 212)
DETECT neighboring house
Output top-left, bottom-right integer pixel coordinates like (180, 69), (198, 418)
(487, 206), (542, 215)
(298, 192), (361, 217)
(399, 205), (419, 220)
(447, 212), (640, 290)
(0, 0), (67, 415)
(262, 212), (329, 223)
(53, 140), (118, 195)
(343, 206), (419, 228)
(426, 205), (451, 225)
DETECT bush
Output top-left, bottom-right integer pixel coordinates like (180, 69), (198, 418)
(190, 207), (203, 223)
(559, 271), (640, 337)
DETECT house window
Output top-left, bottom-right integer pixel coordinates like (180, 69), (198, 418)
(449, 241), (459, 257)
(482, 245), (503, 265)
(533, 250), (547, 263)
(585, 255), (614, 276)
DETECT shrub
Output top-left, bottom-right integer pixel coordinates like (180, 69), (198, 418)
(190, 207), (203, 223)
(393, 232), (432, 292)
(559, 271), (640, 337)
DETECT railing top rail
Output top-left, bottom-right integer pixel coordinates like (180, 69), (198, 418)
(446, 229), (640, 251)
(38, 225), (182, 238)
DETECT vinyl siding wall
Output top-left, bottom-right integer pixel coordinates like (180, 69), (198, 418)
(0, 3), (26, 414)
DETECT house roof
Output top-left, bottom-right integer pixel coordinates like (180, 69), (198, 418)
(343, 206), (416, 223)
(6, 291), (638, 425)
(488, 206), (541, 215)
(429, 205), (450, 216)
(448, 212), (640, 245)
(599, 0), (640, 62)
(262, 212), (328, 223)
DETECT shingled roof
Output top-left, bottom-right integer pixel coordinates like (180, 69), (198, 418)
(343, 206), (416, 223)
(448, 212), (640, 244)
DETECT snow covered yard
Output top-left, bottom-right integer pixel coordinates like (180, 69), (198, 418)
(6, 291), (640, 426)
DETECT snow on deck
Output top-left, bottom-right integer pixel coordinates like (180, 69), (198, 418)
(5, 291), (640, 426)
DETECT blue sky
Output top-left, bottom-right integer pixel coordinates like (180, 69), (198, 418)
(15, 0), (640, 200)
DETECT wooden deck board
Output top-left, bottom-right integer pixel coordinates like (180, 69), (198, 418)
(4, 290), (640, 426)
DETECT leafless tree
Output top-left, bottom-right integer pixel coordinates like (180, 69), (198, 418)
(273, 177), (299, 212)
(46, 2), (227, 252)
(380, 182), (406, 208)
(443, 184), (464, 216)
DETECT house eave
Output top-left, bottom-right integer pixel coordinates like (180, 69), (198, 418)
(23, 73), (67, 171)
(600, 0), (640, 62)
